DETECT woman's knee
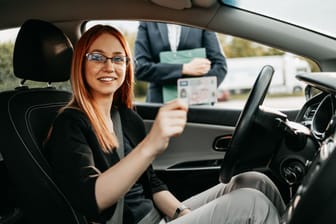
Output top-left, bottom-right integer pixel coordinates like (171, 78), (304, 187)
(232, 171), (272, 186)
(227, 171), (278, 194)
(229, 171), (286, 214)
(215, 188), (280, 224)
(218, 172), (274, 195)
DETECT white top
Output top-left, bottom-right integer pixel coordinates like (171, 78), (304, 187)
(167, 24), (181, 52)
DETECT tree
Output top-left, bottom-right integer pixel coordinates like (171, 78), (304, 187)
(218, 34), (283, 58)
(0, 42), (16, 89)
(124, 30), (148, 99)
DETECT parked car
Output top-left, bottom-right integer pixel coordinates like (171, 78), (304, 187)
(0, 0), (336, 223)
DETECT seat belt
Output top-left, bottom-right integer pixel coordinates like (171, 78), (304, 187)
(107, 109), (124, 224)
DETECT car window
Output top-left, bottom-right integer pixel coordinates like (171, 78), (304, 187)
(0, 22), (318, 110)
(85, 20), (319, 110)
(222, 0), (336, 39)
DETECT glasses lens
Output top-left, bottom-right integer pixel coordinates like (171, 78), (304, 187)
(87, 53), (106, 63)
(112, 56), (125, 65)
(113, 56), (130, 66)
(87, 53), (130, 66)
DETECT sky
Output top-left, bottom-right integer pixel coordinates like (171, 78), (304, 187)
(225, 0), (336, 38)
(0, 27), (19, 43)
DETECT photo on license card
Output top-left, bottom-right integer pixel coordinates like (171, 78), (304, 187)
(177, 76), (217, 105)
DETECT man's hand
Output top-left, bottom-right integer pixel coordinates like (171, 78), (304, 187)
(182, 58), (211, 76)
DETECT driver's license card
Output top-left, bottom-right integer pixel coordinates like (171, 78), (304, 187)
(177, 77), (217, 105)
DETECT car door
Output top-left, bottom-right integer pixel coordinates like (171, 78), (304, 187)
(135, 103), (300, 200)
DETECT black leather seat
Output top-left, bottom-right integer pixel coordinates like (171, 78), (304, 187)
(0, 19), (87, 224)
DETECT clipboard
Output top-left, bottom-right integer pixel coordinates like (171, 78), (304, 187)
(160, 48), (206, 103)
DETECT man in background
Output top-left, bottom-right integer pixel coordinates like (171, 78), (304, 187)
(134, 22), (227, 103)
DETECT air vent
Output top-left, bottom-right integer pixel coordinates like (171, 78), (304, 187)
(302, 103), (319, 125)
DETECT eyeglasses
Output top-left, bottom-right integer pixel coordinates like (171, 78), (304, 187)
(86, 52), (130, 66)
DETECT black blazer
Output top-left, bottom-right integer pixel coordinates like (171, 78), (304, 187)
(134, 21), (228, 103)
(44, 106), (168, 222)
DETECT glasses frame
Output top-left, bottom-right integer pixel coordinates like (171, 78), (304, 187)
(86, 52), (130, 66)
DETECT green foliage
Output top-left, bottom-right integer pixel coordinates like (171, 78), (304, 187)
(0, 42), (16, 89)
(133, 80), (147, 97)
(122, 30), (137, 55)
(123, 31), (149, 98)
(305, 58), (320, 72)
(218, 34), (284, 58)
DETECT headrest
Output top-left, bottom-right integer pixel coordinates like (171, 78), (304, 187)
(13, 19), (73, 82)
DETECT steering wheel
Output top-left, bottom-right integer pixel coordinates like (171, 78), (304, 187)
(220, 65), (274, 183)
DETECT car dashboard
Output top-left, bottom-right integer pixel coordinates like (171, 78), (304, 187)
(281, 72), (336, 223)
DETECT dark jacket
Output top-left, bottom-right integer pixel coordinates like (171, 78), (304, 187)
(134, 21), (227, 103)
(44, 106), (168, 222)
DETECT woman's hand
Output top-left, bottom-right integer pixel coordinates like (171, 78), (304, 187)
(144, 99), (188, 156)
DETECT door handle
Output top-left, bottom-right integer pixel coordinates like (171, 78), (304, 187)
(213, 135), (232, 152)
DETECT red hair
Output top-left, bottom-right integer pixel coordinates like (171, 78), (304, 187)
(66, 25), (134, 152)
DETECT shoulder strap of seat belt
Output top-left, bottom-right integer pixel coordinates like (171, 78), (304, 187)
(107, 109), (124, 224)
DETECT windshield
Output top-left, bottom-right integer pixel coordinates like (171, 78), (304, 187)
(222, 0), (336, 39)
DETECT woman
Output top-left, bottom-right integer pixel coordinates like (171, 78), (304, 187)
(44, 25), (284, 224)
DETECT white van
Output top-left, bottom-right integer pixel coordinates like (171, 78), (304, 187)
(218, 54), (310, 95)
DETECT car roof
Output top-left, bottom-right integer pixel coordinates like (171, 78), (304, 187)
(1, 0), (336, 70)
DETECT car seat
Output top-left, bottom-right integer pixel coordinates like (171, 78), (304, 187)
(0, 19), (87, 224)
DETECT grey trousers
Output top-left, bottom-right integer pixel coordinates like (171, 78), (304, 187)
(138, 171), (284, 224)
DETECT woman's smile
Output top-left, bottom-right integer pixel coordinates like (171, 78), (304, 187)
(97, 76), (118, 82)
